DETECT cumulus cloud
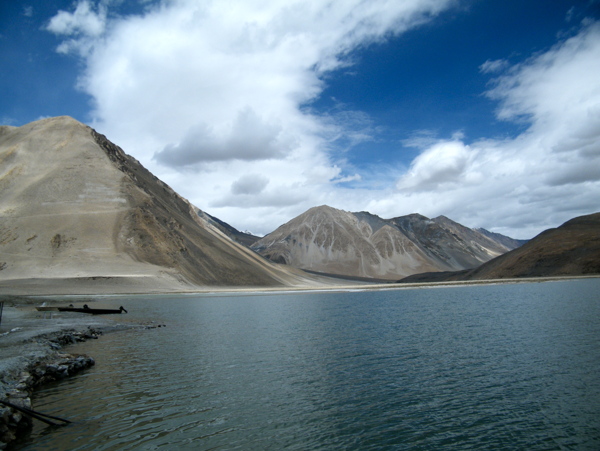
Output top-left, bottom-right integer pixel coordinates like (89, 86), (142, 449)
(231, 174), (269, 195)
(46, 1), (600, 237)
(155, 108), (295, 166)
(389, 20), (600, 237)
(46, 0), (107, 55)
(45, 0), (455, 232)
(46, 0), (105, 36)
(546, 163), (600, 186)
(397, 140), (474, 191)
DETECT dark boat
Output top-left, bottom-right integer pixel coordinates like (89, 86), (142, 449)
(57, 304), (128, 315)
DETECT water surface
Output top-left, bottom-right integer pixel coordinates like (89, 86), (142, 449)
(20, 279), (600, 449)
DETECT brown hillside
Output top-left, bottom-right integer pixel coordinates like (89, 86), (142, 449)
(463, 212), (600, 279)
(0, 116), (317, 293)
(400, 212), (600, 282)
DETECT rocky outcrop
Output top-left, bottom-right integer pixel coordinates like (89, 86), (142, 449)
(0, 329), (99, 449)
(251, 205), (523, 280)
(389, 214), (514, 270)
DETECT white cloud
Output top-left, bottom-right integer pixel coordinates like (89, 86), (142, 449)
(479, 58), (509, 74)
(334, 173), (362, 183)
(488, 23), (600, 131)
(397, 140), (475, 191)
(46, 0), (107, 55)
(46, 0), (106, 37)
(47, 2), (600, 238)
(388, 20), (600, 238)
(231, 174), (269, 195)
(46, 0), (455, 234)
(155, 108), (296, 166)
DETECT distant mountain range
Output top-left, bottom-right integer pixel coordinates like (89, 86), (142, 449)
(1, 116), (597, 293)
(250, 206), (526, 280)
(400, 212), (600, 283)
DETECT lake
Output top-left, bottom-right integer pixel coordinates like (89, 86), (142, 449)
(18, 279), (600, 449)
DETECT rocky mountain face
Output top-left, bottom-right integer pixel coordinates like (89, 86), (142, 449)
(251, 205), (523, 280)
(399, 212), (599, 282)
(0, 116), (315, 293)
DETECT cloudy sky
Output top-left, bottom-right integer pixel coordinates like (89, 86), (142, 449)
(2, 0), (600, 238)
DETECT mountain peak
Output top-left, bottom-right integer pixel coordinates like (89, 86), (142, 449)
(252, 206), (523, 280)
(0, 117), (317, 293)
(306, 205), (346, 215)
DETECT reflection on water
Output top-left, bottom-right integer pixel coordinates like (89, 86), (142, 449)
(18, 279), (600, 450)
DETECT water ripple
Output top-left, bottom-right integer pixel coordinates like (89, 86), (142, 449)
(21, 279), (600, 450)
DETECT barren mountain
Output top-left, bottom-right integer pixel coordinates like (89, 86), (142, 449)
(0, 116), (316, 293)
(251, 205), (522, 280)
(462, 212), (599, 280)
(400, 212), (600, 282)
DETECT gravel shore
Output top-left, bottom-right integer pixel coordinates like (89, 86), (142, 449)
(0, 301), (133, 448)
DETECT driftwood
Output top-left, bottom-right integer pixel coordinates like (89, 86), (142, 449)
(0, 399), (71, 427)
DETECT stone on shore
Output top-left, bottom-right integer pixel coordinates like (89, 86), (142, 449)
(0, 302), (127, 449)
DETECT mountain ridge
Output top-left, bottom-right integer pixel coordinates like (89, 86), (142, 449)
(2, 116), (594, 293)
(399, 212), (600, 282)
(0, 116), (319, 293)
(251, 205), (523, 280)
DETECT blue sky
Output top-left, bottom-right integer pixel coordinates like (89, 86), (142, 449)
(2, 0), (600, 238)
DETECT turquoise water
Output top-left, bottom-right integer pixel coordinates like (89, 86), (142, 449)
(20, 279), (600, 449)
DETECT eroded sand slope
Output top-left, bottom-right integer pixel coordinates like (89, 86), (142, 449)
(0, 117), (316, 293)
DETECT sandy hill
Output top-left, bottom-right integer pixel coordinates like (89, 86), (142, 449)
(251, 205), (523, 280)
(400, 212), (600, 282)
(0, 116), (318, 294)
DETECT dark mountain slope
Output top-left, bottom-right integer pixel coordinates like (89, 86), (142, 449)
(464, 212), (600, 279)
(400, 212), (600, 282)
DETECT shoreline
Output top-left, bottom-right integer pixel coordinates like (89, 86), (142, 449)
(0, 305), (139, 449)
(1, 274), (598, 299)
(173, 274), (600, 295)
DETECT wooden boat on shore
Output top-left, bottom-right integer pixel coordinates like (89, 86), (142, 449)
(57, 305), (128, 315)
